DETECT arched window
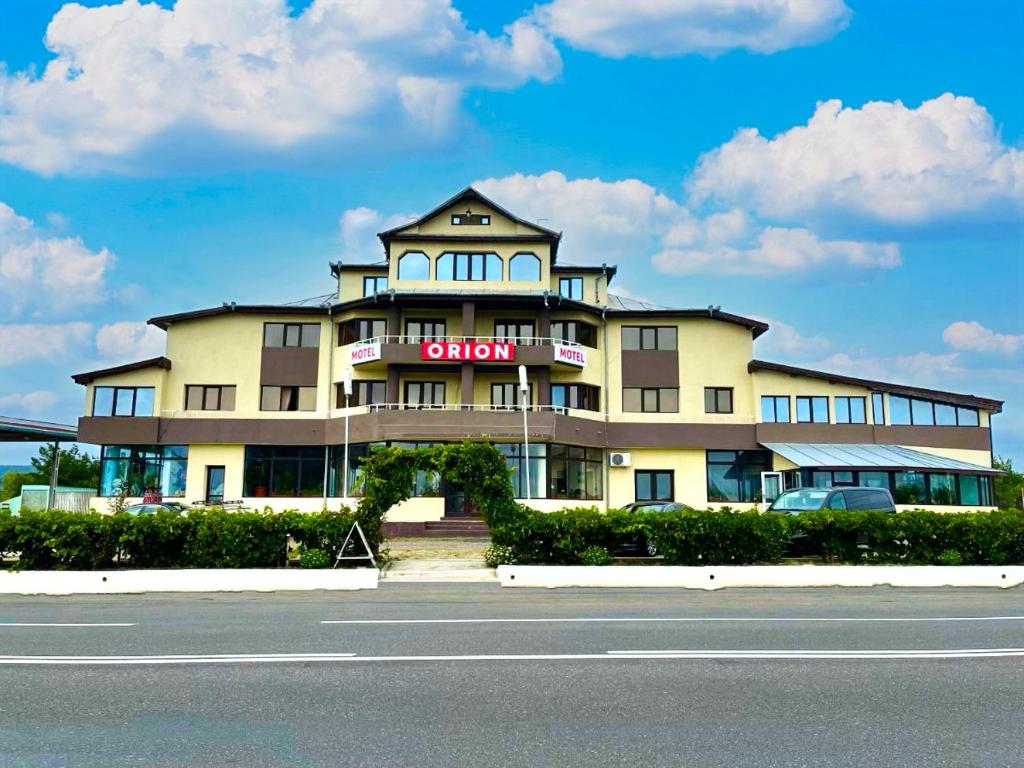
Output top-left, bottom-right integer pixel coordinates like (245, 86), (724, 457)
(509, 252), (541, 281)
(397, 251), (429, 280)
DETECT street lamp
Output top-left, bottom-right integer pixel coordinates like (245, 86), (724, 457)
(518, 364), (531, 501)
(342, 368), (353, 500)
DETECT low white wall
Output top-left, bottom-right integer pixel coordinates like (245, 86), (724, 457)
(497, 565), (1024, 590)
(0, 568), (378, 595)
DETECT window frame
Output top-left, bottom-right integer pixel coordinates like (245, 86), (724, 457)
(508, 252), (541, 281)
(494, 320), (536, 345)
(435, 251), (503, 281)
(263, 322), (320, 349)
(634, 470), (674, 503)
(558, 277), (584, 300)
(403, 381), (446, 409)
(871, 392), (885, 425)
(760, 395), (790, 423)
(550, 319), (598, 348)
(260, 385), (317, 412)
(795, 395), (829, 423)
(184, 384), (236, 412)
(338, 318), (388, 346)
(834, 396), (867, 424)
(92, 386), (155, 417)
(337, 380), (386, 408)
(405, 318), (447, 343)
(621, 325), (677, 351)
(450, 213), (490, 226)
(704, 387), (734, 414)
(362, 275), (388, 296)
(490, 382), (533, 409)
(623, 387), (679, 413)
(397, 251), (430, 281)
(550, 383), (600, 412)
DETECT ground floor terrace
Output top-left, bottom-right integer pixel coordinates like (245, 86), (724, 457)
(88, 440), (998, 521)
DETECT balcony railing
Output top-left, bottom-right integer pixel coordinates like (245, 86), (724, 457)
(352, 335), (585, 349)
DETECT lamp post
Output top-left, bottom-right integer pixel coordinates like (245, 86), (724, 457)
(518, 364), (531, 501)
(343, 368), (353, 500)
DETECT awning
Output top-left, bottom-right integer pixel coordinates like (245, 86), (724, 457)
(761, 443), (999, 474)
(0, 415), (78, 442)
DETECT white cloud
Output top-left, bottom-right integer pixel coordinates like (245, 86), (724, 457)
(95, 321), (166, 363)
(0, 390), (59, 416)
(943, 320), (1023, 356)
(339, 206), (416, 261)
(0, 202), (113, 315)
(754, 317), (831, 358)
(810, 351), (966, 386)
(0, 322), (93, 367)
(533, 0), (851, 58)
(0, 0), (561, 174)
(689, 93), (1024, 225)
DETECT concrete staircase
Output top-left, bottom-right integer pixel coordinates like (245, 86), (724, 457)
(422, 518), (490, 538)
(383, 558), (497, 582)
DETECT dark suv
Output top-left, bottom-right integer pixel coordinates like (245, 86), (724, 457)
(768, 487), (896, 515)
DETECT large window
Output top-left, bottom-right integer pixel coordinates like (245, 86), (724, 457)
(889, 395), (979, 426)
(337, 380), (386, 408)
(185, 385), (236, 412)
(491, 382), (532, 409)
(93, 386), (155, 417)
(551, 383), (599, 412)
(623, 387), (678, 413)
(796, 396), (829, 423)
(548, 444), (603, 500)
(704, 387), (733, 414)
(99, 445), (187, 497)
(550, 320), (598, 348)
(559, 277), (583, 300)
(835, 396), (867, 424)
(872, 392), (885, 425)
(497, 443), (547, 499)
(264, 323), (320, 348)
(244, 446), (324, 497)
(509, 252), (541, 281)
(436, 252), (503, 281)
(362, 275), (387, 296)
(793, 468), (994, 506)
(893, 471), (926, 504)
(397, 251), (430, 280)
(405, 319), (446, 343)
(338, 318), (387, 345)
(495, 320), (535, 345)
(261, 386), (316, 411)
(706, 450), (771, 503)
(761, 396), (790, 423)
(621, 326), (677, 351)
(404, 381), (445, 408)
(635, 470), (673, 503)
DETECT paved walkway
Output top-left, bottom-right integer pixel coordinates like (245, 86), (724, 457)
(383, 537), (496, 582)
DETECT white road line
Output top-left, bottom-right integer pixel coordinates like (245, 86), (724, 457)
(321, 616), (1024, 625)
(2, 649), (1023, 665)
(0, 623), (135, 628)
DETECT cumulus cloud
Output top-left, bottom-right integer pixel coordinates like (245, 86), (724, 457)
(339, 206), (416, 261)
(533, 0), (851, 58)
(689, 94), (1024, 226)
(95, 321), (166, 363)
(0, 0), (561, 174)
(810, 351), (966, 386)
(754, 317), (831, 358)
(0, 390), (60, 416)
(0, 202), (112, 315)
(943, 320), (1023, 356)
(0, 322), (93, 366)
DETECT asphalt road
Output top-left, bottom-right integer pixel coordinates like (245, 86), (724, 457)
(1, 585), (1023, 767)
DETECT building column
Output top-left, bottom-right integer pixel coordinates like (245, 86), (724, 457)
(461, 301), (475, 338)
(387, 366), (400, 408)
(460, 362), (475, 407)
(536, 367), (550, 406)
(387, 305), (401, 340)
(537, 307), (551, 340)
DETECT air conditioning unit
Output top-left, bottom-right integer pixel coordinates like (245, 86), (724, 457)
(608, 452), (631, 468)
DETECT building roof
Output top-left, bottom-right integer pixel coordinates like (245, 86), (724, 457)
(72, 357), (172, 385)
(0, 415), (78, 442)
(607, 307), (769, 338)
(748, 360), (1003, 412)
(552, 263), (618, 284)
(149, 304), (329, 330)
(762, 443), (1000, 474)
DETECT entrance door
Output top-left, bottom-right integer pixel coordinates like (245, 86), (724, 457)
(205, 466), (225, 506)
(443, 480), (479, 517)
(760, 471), (784, 508)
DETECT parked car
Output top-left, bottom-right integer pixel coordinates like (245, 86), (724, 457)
(123, 502), (188, 516)
(768, 486), (896, 556)
(617, 501), (699, 556)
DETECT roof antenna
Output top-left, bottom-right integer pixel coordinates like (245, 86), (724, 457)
(708, 304), (720, 317)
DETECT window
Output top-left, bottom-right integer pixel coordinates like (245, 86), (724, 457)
(337, 380), (386, 408)
(889, 395), (979, 426)
(263, 323), (320, 348)
(509, 252), (541, 281)
(547, 445), (602, 501)
(397, 252), (429, 280)
(550, 320), (598, 348)
(185, 385), (236, 411)
(260, 386), (316, 411)
(92, 386), (155, 417)
(835, 396), (867, 424)
(704, 387), (733, 414)
(362, 275), (387, 296)
(243, 446), (324, 497)
(99, 445), (187, 497)
(935, 403), (957, 426)
(405, 319), (446, 343)
(795, 396), (828, 423)
(551, 384), (599, 412)
(497, 443), (548, 499)
(451, 213), (490, 225)
(404, 381), (445, 408)
(491, 382), (532, 409)
(893, 471), (926, 504)
(495, 320), (535, 345)
(890, 395), (912, 425)
(911, 398), (935, 425)
(706, 450), (772, 503)
(635, 470), (673, 503)
(872, 393), (885, 425)
(859, 471), (890, 489)
(621, 326), (677, 351)
(761, 396), (790, 423)
(623, 387), (678, 413)
(436, 252), (502, 281)
(558, 277), (583, 300)
(338, 318), (387, 345)
(929, 473), (957, 505)
(957, 407), (980, 426)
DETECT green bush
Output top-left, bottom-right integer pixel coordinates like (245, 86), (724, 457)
(578, 545), (613, 565)
(483, 544), (517, 567)
(299, 548), (330, 569)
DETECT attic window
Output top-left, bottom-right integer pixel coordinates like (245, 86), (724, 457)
(451, 213), (490, 226)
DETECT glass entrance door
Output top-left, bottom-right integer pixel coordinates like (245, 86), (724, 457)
(760, 471), (784, 508)
(206, 466), (225, 506)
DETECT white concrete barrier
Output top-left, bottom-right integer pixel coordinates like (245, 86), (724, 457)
(497, 565), (1024, 590)
(0, 568), (378, 595)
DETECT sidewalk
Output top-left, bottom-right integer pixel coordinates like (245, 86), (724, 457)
(383, 537), (497, 583)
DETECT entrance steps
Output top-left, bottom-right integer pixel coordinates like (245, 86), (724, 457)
(383, 558), (497, 583)
(422, 518), (490, 538)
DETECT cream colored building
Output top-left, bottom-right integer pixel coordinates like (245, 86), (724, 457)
(74, 188), (1002, 527)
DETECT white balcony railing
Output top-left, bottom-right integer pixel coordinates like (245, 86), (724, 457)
(351, 335), (585, 350)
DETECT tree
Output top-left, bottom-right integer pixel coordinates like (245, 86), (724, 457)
(993, 456), (1024, 510)
(1, 471), (37, 501)
(28, 444), (101, 491)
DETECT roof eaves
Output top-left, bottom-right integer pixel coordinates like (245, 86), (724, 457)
(72, 357), (172, 386)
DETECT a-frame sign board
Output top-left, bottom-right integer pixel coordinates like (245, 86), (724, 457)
(333, 521), (377, 569)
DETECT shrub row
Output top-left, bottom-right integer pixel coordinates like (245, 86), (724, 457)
(0, 508), (358, 570)
(488, 506), (1024, 566)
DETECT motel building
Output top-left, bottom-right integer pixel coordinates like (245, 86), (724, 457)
(73, 188), (1003, 530)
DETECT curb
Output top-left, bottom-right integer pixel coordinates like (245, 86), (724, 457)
(496, 565), (1024, 590)
(0, 568), (379, 595)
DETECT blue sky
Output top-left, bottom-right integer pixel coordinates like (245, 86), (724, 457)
(0, 0), (1021, 466)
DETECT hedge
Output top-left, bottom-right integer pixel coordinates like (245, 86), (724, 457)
(0, 507), (359, 570)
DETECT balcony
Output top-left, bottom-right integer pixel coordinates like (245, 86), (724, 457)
(344, 336), (589, 369)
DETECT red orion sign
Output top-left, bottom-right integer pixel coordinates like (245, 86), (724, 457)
(420, 341), (514, 362)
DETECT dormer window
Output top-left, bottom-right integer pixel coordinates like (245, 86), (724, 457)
(451, 212), (490, 226)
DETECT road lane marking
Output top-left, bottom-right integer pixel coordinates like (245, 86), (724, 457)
(321, 616), (1024, 625)
(2, 649), (1023, 665)
(0, 623), (135, 627)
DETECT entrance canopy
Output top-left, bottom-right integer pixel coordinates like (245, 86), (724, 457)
(0, 415), (77, 442)
(761, 443), (999, 475)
